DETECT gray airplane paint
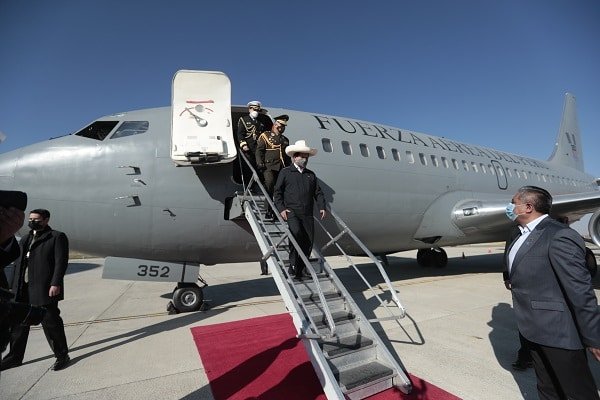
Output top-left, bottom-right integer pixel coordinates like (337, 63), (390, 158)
(0, 93), (598, 265)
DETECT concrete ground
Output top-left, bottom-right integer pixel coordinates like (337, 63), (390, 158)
(1, 244), (598, 400)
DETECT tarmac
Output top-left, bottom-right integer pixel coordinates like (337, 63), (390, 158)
(1, 244), (599, 400)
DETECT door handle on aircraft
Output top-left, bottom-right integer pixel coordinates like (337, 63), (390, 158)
(118, 165), (141, 175)
(133, 178), (147, 186)
(115, 195), (141, 207)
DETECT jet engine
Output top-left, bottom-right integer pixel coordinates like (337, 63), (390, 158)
(588, 209), (600, 248)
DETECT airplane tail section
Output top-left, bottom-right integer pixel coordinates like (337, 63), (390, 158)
(548, 93), (584, 171)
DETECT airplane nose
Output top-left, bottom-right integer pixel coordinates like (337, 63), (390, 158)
(0, 149), (20, 189)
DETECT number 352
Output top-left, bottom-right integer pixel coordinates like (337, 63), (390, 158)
(137, 265), (170, 278)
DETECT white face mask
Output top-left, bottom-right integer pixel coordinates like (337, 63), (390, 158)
(295, 157), (308, 168)
(249, 110), (259, 119)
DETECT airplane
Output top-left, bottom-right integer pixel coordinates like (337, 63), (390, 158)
(0, 70), (599, 312)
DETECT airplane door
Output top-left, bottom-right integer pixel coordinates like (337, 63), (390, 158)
(171, 70), (236, 166)
(491, 160), (508, 190)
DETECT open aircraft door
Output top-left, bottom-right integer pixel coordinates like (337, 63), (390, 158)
(171, 70), (236, 166)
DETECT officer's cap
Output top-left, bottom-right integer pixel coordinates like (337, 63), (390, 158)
(274, 115), (289, 126)
(247, 101), (262, 109)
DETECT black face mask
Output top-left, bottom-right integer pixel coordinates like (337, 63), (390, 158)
(28, 221), (43, 231)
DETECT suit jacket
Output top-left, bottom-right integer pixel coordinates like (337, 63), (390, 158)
(505, 216), (600, 350)
(273, 165), (326, 216)
(10, 227), (69, 306)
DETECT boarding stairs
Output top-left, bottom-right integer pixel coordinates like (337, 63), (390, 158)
(228, 153), (412, 399)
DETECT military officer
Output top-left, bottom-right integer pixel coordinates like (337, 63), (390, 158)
(237, 101), (266, 174)
(256, 115), (290, 218)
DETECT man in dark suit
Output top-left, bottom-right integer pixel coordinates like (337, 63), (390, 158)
(1, 208), (70, 371)
(504, 186), (599, 399)
(274, 140), (326, 280)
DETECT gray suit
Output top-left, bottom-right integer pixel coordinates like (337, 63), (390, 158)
(507, 217), (599, 351)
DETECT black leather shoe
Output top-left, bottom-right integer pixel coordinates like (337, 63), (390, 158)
(288, 266), (295, 276)
(293, 275), (303, 281)
(511, 358), (533, 370)
(0, 357), (22, 371)
(51, 356), (70, 371)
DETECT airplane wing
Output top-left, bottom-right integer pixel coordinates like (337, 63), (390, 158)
(414, 190), (600, 245)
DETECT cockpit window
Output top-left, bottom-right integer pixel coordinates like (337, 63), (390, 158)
(110, 121), (149, 139)
(75, 121), (119, 141)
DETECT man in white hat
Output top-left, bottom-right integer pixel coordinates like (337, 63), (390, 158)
(273, 140), (327, 280)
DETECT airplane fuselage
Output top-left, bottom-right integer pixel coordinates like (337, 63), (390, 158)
(0, 105), (596, 264)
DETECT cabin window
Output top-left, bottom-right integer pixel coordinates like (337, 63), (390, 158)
(452, 159), (459, 170)
(489, 165), (495, 175)
(391, 148), (400, 161)
(431, 155), (439, 167)
(406, 151), (415, 164)
(110, 121), (149, 139)
(322, 138), (333, 153)
(419, 153), (427, 166)
(359, 143), (369, 157)
(522, 171), (528, 180)
(462, 160), (469, 171)
(75, 121), (119, 141)
(376, 146), (386, 159)
(506, 168), (513, 177)
(442, 157), (449, 168)
(342, 141), (352, 155)
(471, 162), (478, 173)
(480, 163), (487, 174)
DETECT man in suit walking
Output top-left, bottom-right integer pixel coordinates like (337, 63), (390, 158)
(504, 186), (599, 399)
(274, 140), (326, 280)
(1, 208), (70, 371)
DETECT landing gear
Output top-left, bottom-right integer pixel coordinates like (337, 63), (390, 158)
(171, 282), (204, 313)
(416, 247), (448, 268)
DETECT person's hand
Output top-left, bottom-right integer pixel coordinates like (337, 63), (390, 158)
(319, 209), (326, 220)
(242, 145), (249, 152)
(257, 163), (265, 171)
(504, 280), (512, 290)
(280, 209), (290, 221)
(49, 285), (61, 297)
(588, 347), (600, 362)
(0, 206), (24, 244)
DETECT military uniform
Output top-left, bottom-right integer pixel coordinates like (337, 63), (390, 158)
(236, 115), (264, 162)
(255, 115), (290, 198)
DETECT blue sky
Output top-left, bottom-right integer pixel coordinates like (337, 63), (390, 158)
(1, 1), (599, 177)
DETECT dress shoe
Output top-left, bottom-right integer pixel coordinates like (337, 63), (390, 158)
(288, 266), (295, 276)
(51, 355), (70, 371)
(511, 358), (533, 371)
(0, 356), (22, 371)
(293, 275), (303, 281)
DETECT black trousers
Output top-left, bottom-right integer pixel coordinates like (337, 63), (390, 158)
(262, 169), (280, 198)
(524, 336), (599, 400)
(7, 284), (68, 361)
(287, 214), (314, 277)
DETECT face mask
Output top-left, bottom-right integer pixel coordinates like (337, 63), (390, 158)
(296, 157), (307, 168)
(28, 221), (43, 230)
(505, 203), (524, 221)
(249, 110), (258, 119)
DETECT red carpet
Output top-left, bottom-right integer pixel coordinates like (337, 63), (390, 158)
(191, 313), (460, 400)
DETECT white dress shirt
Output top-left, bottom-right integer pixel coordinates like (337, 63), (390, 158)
(508, 214), (548, 273)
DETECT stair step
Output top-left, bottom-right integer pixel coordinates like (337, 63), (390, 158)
(321, 334), (374, 358)
(314, 310), (354, 328)
(338, 361), (395, 392)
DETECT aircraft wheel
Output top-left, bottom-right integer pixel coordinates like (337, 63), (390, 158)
(416, 249), (434, 267)
(432, 248), (448, 268)
(585, 247), (597, 278)
(172, 284), (204, 312)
